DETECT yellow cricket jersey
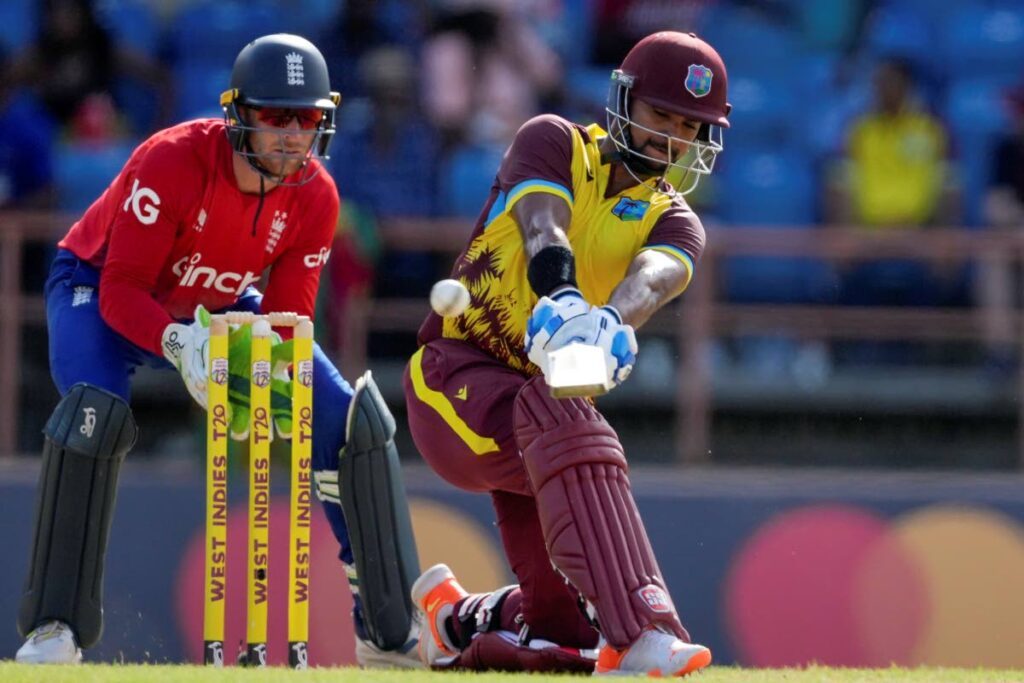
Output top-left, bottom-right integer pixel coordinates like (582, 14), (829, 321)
(418, 114), (706, 373)
(848, 109), (948, 226)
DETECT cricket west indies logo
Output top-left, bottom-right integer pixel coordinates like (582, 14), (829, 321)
(252, 361), (271, 388)
(298, 360), (314, 388)
(638, 585), (672, 613)
(211, 358), (228, 386)
(685, 64), (713, 98)
(612, 197), (650, 221)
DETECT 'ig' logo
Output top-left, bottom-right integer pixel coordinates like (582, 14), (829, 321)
(123, 178), (161, 225)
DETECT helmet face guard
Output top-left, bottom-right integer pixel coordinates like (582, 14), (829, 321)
(221, 33), (342, 187)
(605, 69), (724, 197)
(221, 88), (340, 187)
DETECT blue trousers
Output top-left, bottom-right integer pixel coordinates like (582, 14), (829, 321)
(45, 248), (356, 566)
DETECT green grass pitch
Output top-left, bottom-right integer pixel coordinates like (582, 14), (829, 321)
(1, 664), (1023, 683)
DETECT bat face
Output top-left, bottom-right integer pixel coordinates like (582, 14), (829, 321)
(547, 343), (611, 398)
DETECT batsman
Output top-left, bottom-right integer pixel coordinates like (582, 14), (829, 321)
(15, 34), (421, 667)
(404, 32), (730, 676)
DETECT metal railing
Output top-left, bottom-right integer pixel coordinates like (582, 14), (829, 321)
(3, 211), (1023, 463)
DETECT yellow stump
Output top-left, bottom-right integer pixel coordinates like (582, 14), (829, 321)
(204, 317), (230, 666)
(246, 319), (273, 666)
(288, 318), (314, 669)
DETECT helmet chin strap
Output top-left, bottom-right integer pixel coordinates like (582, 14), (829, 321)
(243, 138), (303, 185)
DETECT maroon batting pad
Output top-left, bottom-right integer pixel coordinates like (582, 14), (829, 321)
(513, 377), (689, 648)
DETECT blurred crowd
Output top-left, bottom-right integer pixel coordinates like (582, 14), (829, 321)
(3, 0), (1024, 375)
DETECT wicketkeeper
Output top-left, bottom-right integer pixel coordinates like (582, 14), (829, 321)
(16, 34), (421, 667)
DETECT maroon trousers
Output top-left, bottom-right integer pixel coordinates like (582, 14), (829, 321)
(403, 339), (596, 648)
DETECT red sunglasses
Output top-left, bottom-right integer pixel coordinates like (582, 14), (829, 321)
(251, 107), (324, 130)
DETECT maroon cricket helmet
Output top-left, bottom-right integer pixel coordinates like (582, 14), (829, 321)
(605, 31), (731, 195)
(622, 31), (730, 127)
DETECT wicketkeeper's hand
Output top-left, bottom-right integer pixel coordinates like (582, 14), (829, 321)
(225, 326), (295, 441)
(162, 304), (214, 410)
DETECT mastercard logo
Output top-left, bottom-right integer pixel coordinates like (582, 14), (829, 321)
(723, 504), (1024, 668)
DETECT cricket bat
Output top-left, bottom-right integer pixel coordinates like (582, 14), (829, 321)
(547, 343), (611, 398)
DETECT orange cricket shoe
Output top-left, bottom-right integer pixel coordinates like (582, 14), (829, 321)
(594, 627), (712, 677)
(410, 563), (469, 667)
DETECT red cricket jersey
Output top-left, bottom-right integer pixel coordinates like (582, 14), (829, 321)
(59, 119), (340, 355)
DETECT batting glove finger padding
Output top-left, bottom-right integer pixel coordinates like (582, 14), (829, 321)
(524, 288), (591, 374)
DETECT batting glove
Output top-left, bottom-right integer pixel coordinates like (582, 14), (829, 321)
(525, 288), (591, 375)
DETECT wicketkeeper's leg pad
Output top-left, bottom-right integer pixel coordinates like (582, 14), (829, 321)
(513, 376), (688, 649)
(340, 371), (421, 651)
(18, 383), (137, 649)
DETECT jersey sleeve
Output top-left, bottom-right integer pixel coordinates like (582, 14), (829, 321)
(641, 202), (706, 290)
(99, 137), (196, 355)
(497, 114), (576, 212)
(261, 178), (340, 329)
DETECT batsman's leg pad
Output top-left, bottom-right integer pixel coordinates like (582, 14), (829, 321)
(438, 630), (596, 673)
(340, 371), (421, 651)
(513, 376), (688, 649)
(18, 383), (138, 649)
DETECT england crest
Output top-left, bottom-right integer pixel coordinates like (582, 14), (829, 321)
(685, 64), (713, 98)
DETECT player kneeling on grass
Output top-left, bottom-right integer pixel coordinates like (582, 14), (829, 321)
(15, 34), (421, 668)
(402, 31), (730, 676)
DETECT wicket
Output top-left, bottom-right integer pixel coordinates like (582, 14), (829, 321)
(203, 312), (315, 669)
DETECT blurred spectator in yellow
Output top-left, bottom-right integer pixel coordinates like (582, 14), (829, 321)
(825, 56), (961, 310)
(828, 57), (956, 229)
(421, 0), (563, 151)
(1, 0), (171, 141)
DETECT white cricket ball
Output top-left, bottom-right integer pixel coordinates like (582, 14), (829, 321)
(430, 278), (471, 317)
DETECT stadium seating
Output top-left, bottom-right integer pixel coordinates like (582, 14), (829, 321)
(170, 0), (285, 67)
(701, 6), (802, 79)
(439, 145), (503, 218)
(717, 149), (836, 304)
(0, 0), (34, 54)
(940, 2), (1024, 78)
(173, 65), (233, 122)
(96, 0), (162, 57)
(944, 76), (1018, 225)
(53, 141), (136, 213)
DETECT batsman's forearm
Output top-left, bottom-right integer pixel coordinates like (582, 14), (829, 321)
(609, 269), (689, 329)
(513, 193), (573, 257)
(607, 276), (664, 329)
(609, 250), (692, 328)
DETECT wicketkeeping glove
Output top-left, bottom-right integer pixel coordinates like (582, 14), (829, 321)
(161, 304), (214, 410)
(226, 325), (295, 441)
